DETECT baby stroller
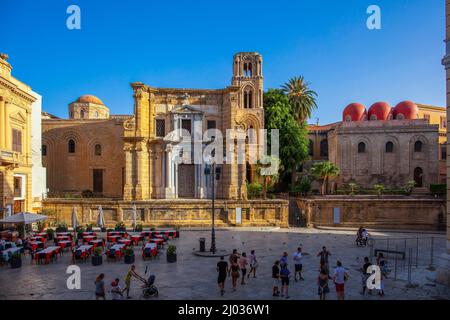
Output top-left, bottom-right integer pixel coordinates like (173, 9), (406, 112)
(139, 274), (159, 298)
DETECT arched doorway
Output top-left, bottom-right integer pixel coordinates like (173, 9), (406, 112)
(414, 167), (423, 188)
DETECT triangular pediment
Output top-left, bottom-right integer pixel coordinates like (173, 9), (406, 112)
(9, 111), (26, 123)
(171, 104), (203, 114)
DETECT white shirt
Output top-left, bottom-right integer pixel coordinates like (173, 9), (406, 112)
(293, 252), (302, 265)
(334, 267), (347, 284)
(111, 285), (123, 300)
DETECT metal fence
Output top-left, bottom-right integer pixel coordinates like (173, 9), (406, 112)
(367, 236), (445, 284)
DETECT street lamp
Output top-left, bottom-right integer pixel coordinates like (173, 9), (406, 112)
(204, 160), (221, 254)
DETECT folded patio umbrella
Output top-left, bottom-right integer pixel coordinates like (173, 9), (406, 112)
(71, 207), (78, 230)
(97, 206), (105, 228)
(0, 212), (47, 224)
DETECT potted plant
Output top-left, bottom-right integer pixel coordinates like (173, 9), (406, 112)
(91, 247), (103, 266)
(55, 222), (68, 233)
(10, 252), (22, 269)
(76, 226), (85, 240)
(124, 248), (135, 264)
(115, 222), (126, 232)
(166, 245), (177, 263)
(46, 228), (55, 241)
(134, 224), (143, 232)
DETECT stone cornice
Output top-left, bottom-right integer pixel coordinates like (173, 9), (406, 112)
(130, 82), (240, 95)
(0, 76), (36, 103)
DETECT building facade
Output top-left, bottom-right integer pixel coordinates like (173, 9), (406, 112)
(42, 52), (265, 201)
(0, 54), (37, 216)
(306, 101), (441, 190)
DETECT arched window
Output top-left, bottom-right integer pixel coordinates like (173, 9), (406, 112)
(414, 167), (423, 187)
(68, 139), (76, 153)
(80, 110), (85, 119)
(358, 142), (366, 154)
(248, 63), (252, 76)
(345, 115), (352, 122)
(320, 139), (328, 157)
(243, 63), (248, 77)
(308, 139), (314, 157)
(94, 144), (102, 156)
(95, 111), (99, 118)
(42, 145), (47, 156)
(385, 141), (394, 153)
(414, 141), (423, 153)
(243, 88), (253, 108)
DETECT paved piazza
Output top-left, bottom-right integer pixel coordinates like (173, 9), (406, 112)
(0, 228), (449, 300)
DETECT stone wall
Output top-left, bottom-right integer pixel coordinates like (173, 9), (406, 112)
(295, 196), (446, 231)
(42, 198), (289, 228)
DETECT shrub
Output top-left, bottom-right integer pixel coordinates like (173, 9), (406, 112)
(115, 221), (126, 231)
(373, 184), (385, 196)
(167, 245), (176, 255)
(55, 222), (68, 232)
(291, 176), (312, 196)
(124, 248), (134, 256)
(93, 247), (103, 256)
(430, 184), (446, 195)
(81, 189), (94, 198)
(247, 182), (263, 199)
(134, 224), (143, 232)
(85, 224), (93, 231)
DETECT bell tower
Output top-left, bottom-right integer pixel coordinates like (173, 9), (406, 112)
(232, 52), (263, 109)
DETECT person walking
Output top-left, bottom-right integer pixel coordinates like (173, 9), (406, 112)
(94, 273), (106, 300)
(217, 256), (228, 296)
(317, 246), (331, 274)
(229, 249), (239, 264)
(124, 265), (140, 299)
(293, 247), (304, 281)
(280, 264), (291, 299)
(333, 260), (349, 300)
(230, 256), (240, 291)
(318, 268), (330, 300)
(248, 250), (258, 279)
(272, 260), (281, 297)
(361, 257), (372, 295)
(239, 252), (248, 285)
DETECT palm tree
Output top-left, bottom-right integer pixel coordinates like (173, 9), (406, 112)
(256, 155), (281, 199)
(282, 76), (318, 122)
(309, 161), (340, 195)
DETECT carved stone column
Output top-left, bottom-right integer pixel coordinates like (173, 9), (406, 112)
(0, 97), (5, 148)
(123, 142), (134, 201)
(165, 144), (176, 198)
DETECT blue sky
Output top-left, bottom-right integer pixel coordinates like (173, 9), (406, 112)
(0, 0), (445, 124)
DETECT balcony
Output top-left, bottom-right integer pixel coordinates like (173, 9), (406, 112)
(0, 149), (20, 166)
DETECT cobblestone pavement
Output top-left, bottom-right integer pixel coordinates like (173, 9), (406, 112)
(0, 228), (449, 300)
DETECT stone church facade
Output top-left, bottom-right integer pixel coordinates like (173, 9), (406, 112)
(42, 52), (265, 201)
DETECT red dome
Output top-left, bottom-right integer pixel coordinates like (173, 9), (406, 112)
(368, 102), (392, 121)
(343, 103), (367, 122)
(393, 101), (418, 120)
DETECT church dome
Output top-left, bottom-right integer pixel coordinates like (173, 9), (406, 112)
(343, 103), (367, 122)
(368, 102), (392, 121)
(76, 95), (104, 105)
(393, 101), (418, 120)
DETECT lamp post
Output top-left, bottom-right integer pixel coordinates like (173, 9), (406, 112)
(205, 160), (221, 254)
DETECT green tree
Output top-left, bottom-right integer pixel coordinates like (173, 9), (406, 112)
(309, 161), (340, 195)
(256, 155), (280, 199)
(264, 89), (310, 186)
(282, 76), (318, 122)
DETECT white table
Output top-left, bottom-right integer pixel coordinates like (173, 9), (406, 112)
(111, 244), (125, 251)
(144, 243), (157, 249)
(77, 245), (93, 253)
(1, 247), (21, 261)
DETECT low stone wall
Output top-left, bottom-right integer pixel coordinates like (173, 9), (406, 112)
(295, 195), (446, 231)
(42, 198), (289, 228)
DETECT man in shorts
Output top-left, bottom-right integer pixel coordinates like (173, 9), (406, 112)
(293, 247), (304, 281)
(333, 260), (349, 300)
(217, 256), (228, 296)
(272, 260), (281, 297)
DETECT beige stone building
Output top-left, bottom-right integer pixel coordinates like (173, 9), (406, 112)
(42, 52), (265, 200)
(0, 54), (37, 216)
(306, 101), (441, 190)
